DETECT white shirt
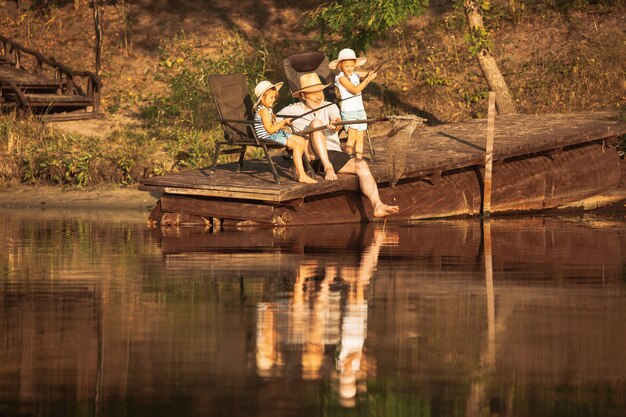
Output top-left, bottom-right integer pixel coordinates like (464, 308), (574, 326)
(335, 72), (364, 112)
(279, 101), (342, 152)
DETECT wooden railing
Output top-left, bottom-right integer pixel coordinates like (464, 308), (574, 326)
(0, 73), (28, 117)
(0, 33), (101, 109)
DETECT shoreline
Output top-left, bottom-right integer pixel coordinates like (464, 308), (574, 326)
(0, 185), (160, 211)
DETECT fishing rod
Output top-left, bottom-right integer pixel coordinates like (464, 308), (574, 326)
(213, 95), (360, 125)
(276, 94), (360, 121)
(365, 58), (395, 78)
(292, 117), (389, 136)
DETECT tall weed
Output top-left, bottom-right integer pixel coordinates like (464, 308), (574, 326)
(0, 116), (188, 187)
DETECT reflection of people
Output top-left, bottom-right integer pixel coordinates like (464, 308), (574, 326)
(256, 303), (280, 377)
(292, 261), (331, 380)
(336, 229), (398, 405)
(329, 48), (377, 159)
(279, 73), (399, 218)
(254, 228), (399, 406)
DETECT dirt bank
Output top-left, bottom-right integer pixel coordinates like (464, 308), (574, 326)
(0, 185), (160, 210)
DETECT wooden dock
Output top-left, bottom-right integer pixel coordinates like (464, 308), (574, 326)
(139, 112), (626, 226)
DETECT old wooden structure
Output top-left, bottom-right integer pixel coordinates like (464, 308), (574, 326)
(0, 33), (101, 121)
(139, 112), (626, 227)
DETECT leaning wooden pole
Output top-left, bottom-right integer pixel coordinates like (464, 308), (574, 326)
(483, 91), (496, 217)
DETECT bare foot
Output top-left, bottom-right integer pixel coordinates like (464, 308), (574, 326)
(298, 174), (317, 184)
(344, 145), (354, 155)
(324, 167), (337, 181)
(373, 203), (400, 218)
(355, 152), (363, 160)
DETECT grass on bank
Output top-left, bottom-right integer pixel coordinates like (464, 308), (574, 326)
(0, 116), (193, 188)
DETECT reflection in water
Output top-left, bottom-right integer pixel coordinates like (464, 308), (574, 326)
(467, 220), (496, 417)
(1, 209), (626, 416)
(255, 230), (399, 407)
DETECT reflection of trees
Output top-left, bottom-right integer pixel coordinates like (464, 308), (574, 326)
(0, 211), (158, 413)
(255, 228), (398, 407)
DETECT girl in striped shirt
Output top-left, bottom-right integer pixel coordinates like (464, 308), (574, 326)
(253, 80), (317, 184)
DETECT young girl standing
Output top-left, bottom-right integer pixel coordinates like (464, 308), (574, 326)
(329, 48), (377, 159)
(253, 80), (317, 184)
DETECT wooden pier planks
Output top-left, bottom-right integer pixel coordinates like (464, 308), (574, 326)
(0, 65), (60, 89)
(140, 112), (626, 204)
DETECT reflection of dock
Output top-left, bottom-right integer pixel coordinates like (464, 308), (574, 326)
(140, 112), (626, 226)
(153, 219), (626, 283)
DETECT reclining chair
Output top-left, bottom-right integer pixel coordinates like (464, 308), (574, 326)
(283, 51), (336, 101)
(208, 73), (313, 184)
(283, 51), (376, 160)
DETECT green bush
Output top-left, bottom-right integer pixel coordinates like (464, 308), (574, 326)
(143, 32), (270, 130)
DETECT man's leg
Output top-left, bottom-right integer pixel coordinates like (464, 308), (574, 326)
(308, 120), (337, 181)
(339, 159), (399, 218)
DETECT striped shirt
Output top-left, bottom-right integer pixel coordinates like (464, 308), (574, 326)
(253, 105), (273, 141)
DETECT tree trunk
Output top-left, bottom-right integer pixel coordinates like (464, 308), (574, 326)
(464, 1), (517, 115)
(120, 1), (131, 56)
(94, 0), (102, 75)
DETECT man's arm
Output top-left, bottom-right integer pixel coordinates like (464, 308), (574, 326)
(327, 103), (342, 130)
(328, 102), (341, 120)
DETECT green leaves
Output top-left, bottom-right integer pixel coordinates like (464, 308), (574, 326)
(306, 0), (428, 54)
(464, 24), (494, 56)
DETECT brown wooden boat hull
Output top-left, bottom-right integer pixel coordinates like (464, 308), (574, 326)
(154, 138), (623, 227)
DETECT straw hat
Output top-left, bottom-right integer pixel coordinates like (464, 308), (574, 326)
(254, 80), (284, 107)
(329, 48), (366, 70)
(292, 73), (331, 97)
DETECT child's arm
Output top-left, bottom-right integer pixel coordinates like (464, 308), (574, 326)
(258, 107), (291, 135)
(338, 71), (377, 95)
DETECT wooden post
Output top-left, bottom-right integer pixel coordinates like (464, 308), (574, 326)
(483, 91), (496, 217)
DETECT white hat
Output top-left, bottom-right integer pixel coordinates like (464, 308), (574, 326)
(254, 80), (284, 108)
(329, 48), (367, 70)
(292, 73), (331, 98)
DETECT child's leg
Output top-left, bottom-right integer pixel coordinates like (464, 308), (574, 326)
(287, 136), (317, 184)
(355, 130), (365, 160)
(345, 128), (356, 155)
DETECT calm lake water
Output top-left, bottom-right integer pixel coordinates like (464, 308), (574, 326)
(1, 208), (625, 417)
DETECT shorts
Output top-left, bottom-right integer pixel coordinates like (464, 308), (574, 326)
(268, 130), (291, 146)
(341, 109), (367, 131)
(311, 150), (353, 175)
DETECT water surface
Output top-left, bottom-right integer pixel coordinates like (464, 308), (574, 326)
(1, 209), (625, 416)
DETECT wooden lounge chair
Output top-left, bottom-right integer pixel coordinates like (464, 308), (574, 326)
(208, 73), (313, 184)
(283, 51), (376, 160)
